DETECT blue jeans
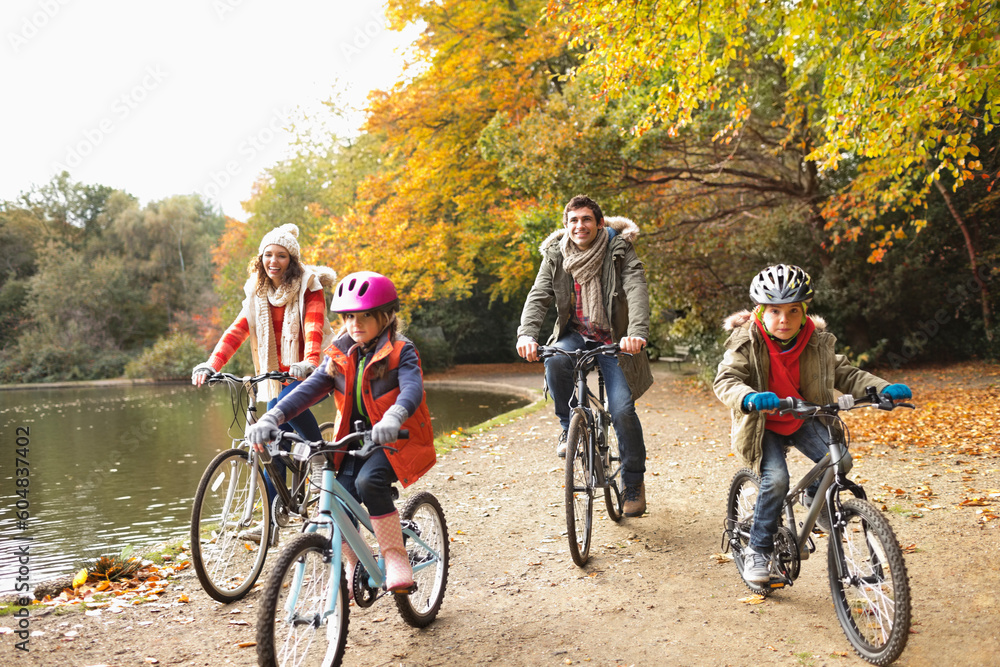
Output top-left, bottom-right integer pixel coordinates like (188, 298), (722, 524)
(263, 380), (324, 504)
(544, 331), (646, 488)
(336, 446), (399, 517)
(749, 422), (853, 552)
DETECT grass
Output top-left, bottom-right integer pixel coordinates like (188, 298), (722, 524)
(433, 398), (549, 454)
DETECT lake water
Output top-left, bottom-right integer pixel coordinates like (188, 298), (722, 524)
(0, 382), (529, 594)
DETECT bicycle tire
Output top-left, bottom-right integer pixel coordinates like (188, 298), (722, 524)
(257, 532), (349, 667)
(190, 448), (270, 603)
(602, 418), (623, 522)
(395, 491), (450, 627)
(565, 412), (594, 566)
(726, 467), (770, 594)
(828, 498), (911, 665)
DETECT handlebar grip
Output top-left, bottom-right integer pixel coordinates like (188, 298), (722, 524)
(777, 397), (796, 411)
(398, 429), (409, 440)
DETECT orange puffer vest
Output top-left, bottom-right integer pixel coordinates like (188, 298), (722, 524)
(325, 332), (435, 487)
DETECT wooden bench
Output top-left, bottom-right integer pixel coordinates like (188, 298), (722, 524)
(658, 344), (691, 370)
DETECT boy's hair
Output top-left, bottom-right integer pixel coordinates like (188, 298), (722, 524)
(247, 253), (304, 294)
(562, 195), (604, 226)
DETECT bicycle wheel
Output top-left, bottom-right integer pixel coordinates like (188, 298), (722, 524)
(828, 498), (911, 665)
(257, 532), (348, 667)
(565, 412), (594, 566)
(395, 491), (450, 627)
(726, 468), (767, 593)
(191, 448), (270, 603)
(602, 419), (623, 522)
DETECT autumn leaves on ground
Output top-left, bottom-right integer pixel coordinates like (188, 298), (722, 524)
(3, 361), (998, 666)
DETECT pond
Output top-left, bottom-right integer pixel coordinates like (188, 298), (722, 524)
(0, 381), (529, 594)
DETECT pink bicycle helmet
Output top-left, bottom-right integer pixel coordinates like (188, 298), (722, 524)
(330, 271), (399, 313)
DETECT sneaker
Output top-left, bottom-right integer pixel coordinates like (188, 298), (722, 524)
(742, 546), (772, 584)
(803, 492), (832, 532)
(622, 483), (646, 517)
(556, 430), (568, 458)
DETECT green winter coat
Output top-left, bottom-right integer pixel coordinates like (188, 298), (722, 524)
(714, 310), (890, 474)
(517, 216), (654, 401)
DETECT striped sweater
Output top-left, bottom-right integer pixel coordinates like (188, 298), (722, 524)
(208, 287), (327, 371)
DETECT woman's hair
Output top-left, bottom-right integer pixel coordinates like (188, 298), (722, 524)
(247, 251), (304, 294)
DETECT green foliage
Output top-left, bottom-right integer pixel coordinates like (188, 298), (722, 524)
(0, 175), (226, 383)
(124, 332), (208, 380)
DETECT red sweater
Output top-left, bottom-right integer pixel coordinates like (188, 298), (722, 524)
(209, 287), (326, 371)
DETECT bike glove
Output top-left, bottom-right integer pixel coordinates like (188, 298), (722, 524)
(882, 384), (912, 401)
(191, 362), (215, 386)
(372, 404), (409, 445)
(247, 409), (284, 448)
(288, 361), (316, 380)
(743, 391), (780, 412)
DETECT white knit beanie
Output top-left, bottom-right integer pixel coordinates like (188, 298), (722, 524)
(258, 223), (301, 260)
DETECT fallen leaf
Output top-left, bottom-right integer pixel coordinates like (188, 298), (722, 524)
(739, 595), (766, 605)
(236, 641), (257, 648)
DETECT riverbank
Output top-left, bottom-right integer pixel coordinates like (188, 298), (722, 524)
(2, 360), (998, 666)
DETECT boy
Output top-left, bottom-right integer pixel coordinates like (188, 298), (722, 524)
(713, 264), (911, 584)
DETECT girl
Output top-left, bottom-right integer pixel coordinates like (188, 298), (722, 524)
(192, 223), (337, 507)
(248, 271), (436, 594)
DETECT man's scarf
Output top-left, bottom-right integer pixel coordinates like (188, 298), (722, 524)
(560, 228), (610, 331)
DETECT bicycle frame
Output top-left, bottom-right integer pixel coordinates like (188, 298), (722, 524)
(217, 374), (311, 527)
(566, 353), (614, 490)
(287, 455), (442, 622)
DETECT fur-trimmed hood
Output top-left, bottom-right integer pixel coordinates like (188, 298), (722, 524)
(539, 216), (640, 253)
(723, 309), (827, 332)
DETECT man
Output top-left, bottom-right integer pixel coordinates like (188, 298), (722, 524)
(516, 195), (654, 517)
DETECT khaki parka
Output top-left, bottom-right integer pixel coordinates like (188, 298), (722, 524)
(714, 310), (890, 474)
(517, 216), (654, 401)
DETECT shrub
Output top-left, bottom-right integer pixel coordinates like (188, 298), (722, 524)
(125, 332), (207, 380)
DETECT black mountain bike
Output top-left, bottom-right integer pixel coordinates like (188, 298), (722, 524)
(723, 387), (914, 665)
(538, 344), (625, 566)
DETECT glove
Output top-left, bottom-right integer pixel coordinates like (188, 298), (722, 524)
(372, 404), (408, 445)
(882, 384), (912, 401)
(743, 391), (780, 412)
(247, 409), (284, 448)
(191, 362), (216, 386)
(288, 361), (316, 380)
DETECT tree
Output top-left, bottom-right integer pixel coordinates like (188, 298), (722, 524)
(544, 0), (1000, 335)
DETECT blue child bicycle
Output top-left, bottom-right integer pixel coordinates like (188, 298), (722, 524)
(255, 427), (449, 667)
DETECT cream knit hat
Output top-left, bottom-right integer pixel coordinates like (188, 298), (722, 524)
(258, 223), (301, 260)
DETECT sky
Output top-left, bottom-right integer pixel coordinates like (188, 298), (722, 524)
(1, 0), (420, 220)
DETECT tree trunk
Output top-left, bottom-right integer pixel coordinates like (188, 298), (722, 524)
(933, 178), (993, 340)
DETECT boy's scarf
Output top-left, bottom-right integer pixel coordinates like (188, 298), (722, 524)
(255, 276), (302, 402)
(754, 316), (816, 435)
(561, 229), (610, 331)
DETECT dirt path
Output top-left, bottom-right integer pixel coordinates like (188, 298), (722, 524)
(4, 362), (999, 666)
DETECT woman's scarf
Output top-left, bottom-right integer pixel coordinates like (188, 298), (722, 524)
(560, 228), (610, 331)
(254, 275), (302, 402)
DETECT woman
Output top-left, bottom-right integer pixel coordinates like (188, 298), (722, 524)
(192, 223), (337, 509)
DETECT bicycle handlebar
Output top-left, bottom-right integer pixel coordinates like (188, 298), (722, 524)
(207, 370), (295, 386)
(537, 343), (627, 368)
(777, 386), (915, 417)
(275, 428), (409, 464)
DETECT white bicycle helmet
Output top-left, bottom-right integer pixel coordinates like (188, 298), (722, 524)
(749, 264), (814, 304)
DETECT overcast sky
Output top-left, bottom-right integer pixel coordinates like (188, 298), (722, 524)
(1, 0), (418, 220)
